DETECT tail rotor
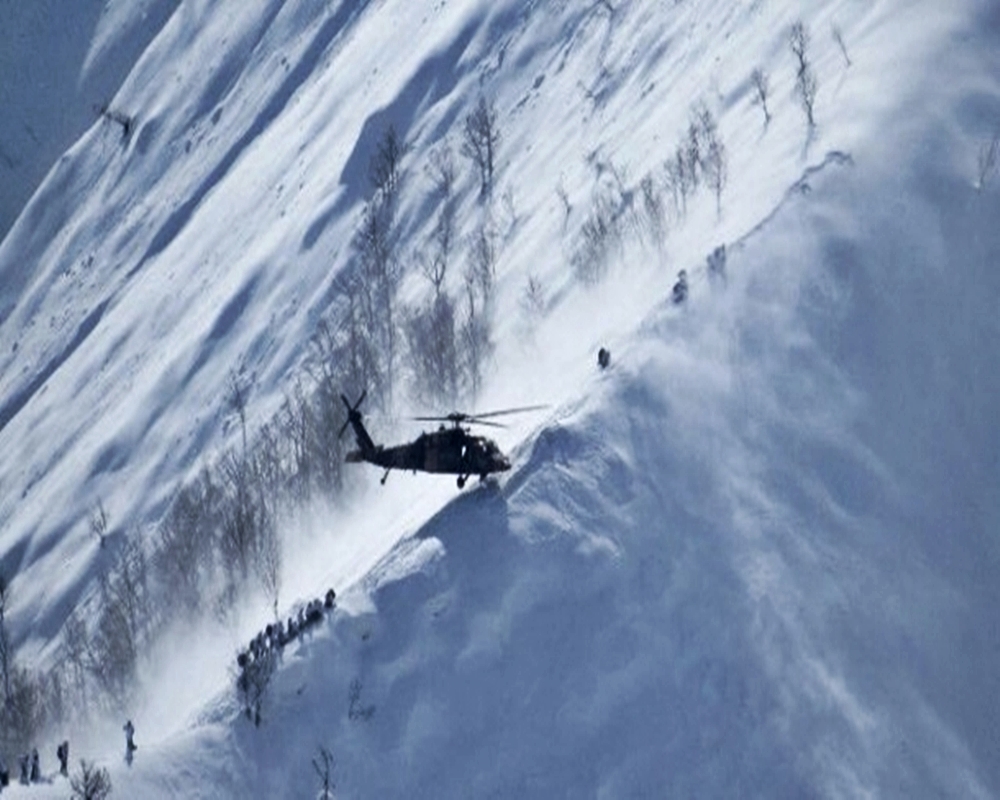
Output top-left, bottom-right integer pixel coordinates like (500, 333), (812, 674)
(338, 390), (367, 439)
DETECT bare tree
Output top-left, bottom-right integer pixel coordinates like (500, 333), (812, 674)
(313, 745), (336, 800)
(334, 271), (383, 406)
(405, 291), (460, 408)
(460, 273), (492, 402)
(521, 274), (546, 320)
(704, 136), (728, 218)
(218, 451), (255, 586)
(370, 124), (404, 203)
(750, 67), (772, 125)
(90, 500), (109, 548)
(70, 759), (112, 800)
(832, 24), (851, 67)
(0, 571), (10, 704)
(227, 370), (251, 456)
(556, 181), (573, 226)
(684, 119), (703, 190)
(977, 132), (999, 191)
(237, 646), (276, 726)
(63, 609), (91, 712)
(427, 143), (457, 200)
(572, 186), (625, 283)
(347, 677), (375, 721)
(467, 222), (497, 308)
(664, 146), (694, 219)
(301, 329), (349, 497)
(89, 540), (149, 700)
(353, 197), (402, 410)
(639, 173), (666, 246)
(423, 146), (457, 297)
(0, 666), (46, 758)
(790, 21), (818, 128)
(154, 471), (219, 618)
(461, 95), (501, 198)
(256, 512), (282, 622)
(458, 222), (499, 400)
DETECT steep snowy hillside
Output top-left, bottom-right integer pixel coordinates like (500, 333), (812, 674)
(0, 0), (181, 240)
(1, 0), (999, 797)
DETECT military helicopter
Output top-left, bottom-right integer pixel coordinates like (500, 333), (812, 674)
(340, 392), (545, 488)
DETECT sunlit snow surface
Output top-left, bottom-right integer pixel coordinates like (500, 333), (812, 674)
(1, 0), (999, 797)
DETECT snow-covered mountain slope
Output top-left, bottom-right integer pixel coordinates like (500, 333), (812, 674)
(0, 0), (181, 241)
(1, 0), (999, 796)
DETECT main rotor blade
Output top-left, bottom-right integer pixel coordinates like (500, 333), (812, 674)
(413, 404), (548, 424)
(412, 411), (472, 424)
(466, 404), (549, 420)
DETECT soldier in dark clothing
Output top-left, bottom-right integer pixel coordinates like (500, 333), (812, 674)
(124, 719), (137, 765)
(29, 749), (40, 782)
(672, 269), (688, 304)
(57, 740), (69, 777)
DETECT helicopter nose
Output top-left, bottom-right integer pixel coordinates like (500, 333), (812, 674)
(499, 455), (511, 471)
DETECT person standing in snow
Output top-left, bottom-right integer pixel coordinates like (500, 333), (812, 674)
(29, 749), (40, 782)
(124, 719), (137, 765)
(672, 269), (688, 304)
(57, 740), (69, 777)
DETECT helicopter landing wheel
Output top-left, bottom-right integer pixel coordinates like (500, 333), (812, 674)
(457, 475), (467, 489)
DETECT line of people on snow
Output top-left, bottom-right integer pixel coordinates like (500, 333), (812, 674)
(670, 243), (727, 305)
(0, 740), (70, 790)
(0, 721), (135, 792)
(237, 588), (336, 675)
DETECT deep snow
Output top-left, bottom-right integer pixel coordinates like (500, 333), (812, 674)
(1, 0), (999, 797)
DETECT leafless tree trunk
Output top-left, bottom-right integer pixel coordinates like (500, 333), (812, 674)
(832, 24), (851, 67)
(790, 21), (818, 128)
(750, 67), (771, 125)
(977, 133), (999, 191)
(0, 572), (11, 704)
(461, 96), (501, 198)
(704, 136), (727, 218)
(313, 745), (336, 800)
(370, 125), (403, 202)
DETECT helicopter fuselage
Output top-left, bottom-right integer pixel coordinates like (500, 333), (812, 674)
(340, 393), (540, 488)
(346, 425), (510, 478)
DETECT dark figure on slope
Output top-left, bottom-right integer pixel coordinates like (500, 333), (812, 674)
(707, 244), (726, 285)
(124, 719), (137, 765)
(18, 754), (29, 784)
(29, 749), (40, 782)
(57, 740), (70, 777)
(597, 347), (611, 369)
(672, 269), (688, 304)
